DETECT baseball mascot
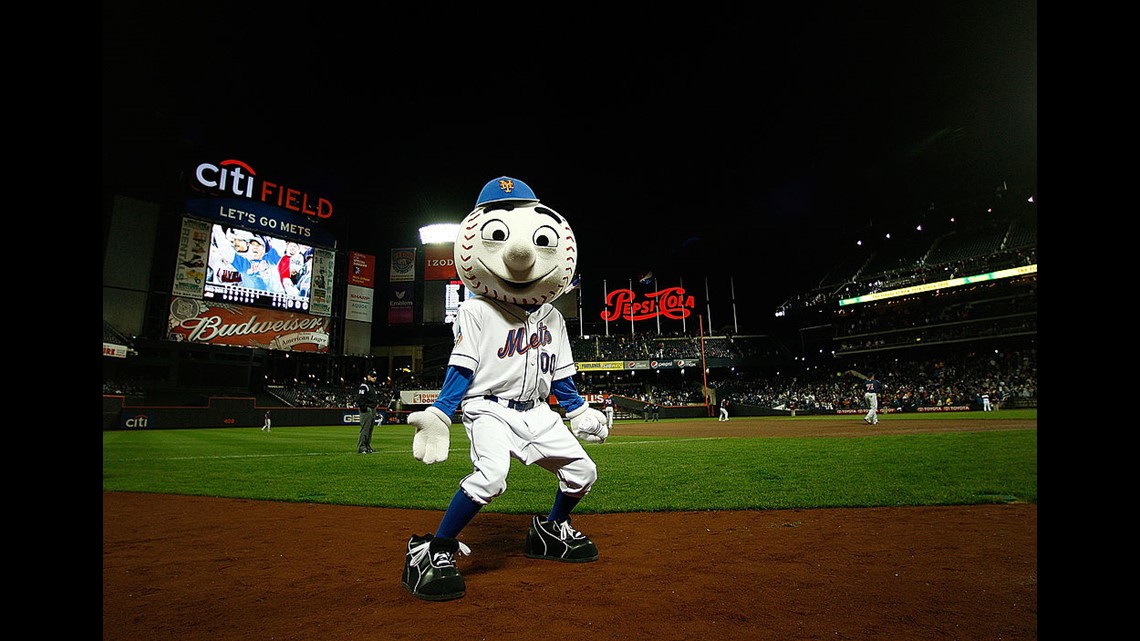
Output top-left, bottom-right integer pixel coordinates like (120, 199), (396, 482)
(402, 176), (609, 601)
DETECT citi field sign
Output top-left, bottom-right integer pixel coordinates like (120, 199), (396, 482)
(601, 286), (695, 322)
(192, 159), (334, 220)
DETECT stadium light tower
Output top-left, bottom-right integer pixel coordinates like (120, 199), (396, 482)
(419, 223), (460, 244)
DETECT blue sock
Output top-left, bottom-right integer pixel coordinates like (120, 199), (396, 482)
(436, 489), (482, 539)
(547, 489), (581, 523)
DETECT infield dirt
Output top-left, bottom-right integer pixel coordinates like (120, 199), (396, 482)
(103, 416), (1037, 641)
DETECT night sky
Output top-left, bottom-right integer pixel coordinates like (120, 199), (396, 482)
(103, 2), (1037, 335)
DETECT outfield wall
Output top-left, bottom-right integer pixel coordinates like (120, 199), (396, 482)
(103, 395), (400, 431)
(103, 395), (789, 430)
(104, 394), (1027, 430)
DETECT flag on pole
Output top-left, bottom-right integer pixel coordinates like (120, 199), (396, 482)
(629, 278), (635, 337)
(705, 277), (713, 331)
(638, 271), (655, 285)
(603, 279), (609, 337)
(655, 277), (661, 336)
(680, 276), (687, 333)
(730, 275), (738, 334)
(575, 274), (583, 336)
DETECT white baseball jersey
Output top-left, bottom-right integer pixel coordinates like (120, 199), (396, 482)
(449, 296), (576, 402)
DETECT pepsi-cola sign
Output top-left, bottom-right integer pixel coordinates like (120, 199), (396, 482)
(601, 286), (695, 322)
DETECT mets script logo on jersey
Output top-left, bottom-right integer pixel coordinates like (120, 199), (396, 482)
(497, 323), (553, 358)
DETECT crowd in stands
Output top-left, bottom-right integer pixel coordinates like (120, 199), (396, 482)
(103, 379), (144, 395)
(836, 282), (1035, 338)
(835, 316), (1036, 354)
(572, 345), (1035, 413)
(829, 276), (1036, 356)
(706, 347), (1036, 412)
(270, 382), (358, 408)
(103, 321), (135, 351)
(778, 241), (1036, 316)
(570, 332), (774, 362)
(108, 338), (1035, 414)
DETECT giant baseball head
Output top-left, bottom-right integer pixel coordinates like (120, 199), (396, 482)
(454, 176), (578, 306)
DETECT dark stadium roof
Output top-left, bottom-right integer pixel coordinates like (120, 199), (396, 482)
(103, 2), (1037, 338)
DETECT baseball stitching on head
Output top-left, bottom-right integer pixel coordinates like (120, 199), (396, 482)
(454, 201), (578, 305)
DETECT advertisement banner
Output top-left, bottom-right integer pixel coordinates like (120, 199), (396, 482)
(309, 248), (335, 317)
(390, 247), (417, 283)
(346, 284), (374, 323)
(424, 244), (457, 280)
(576, 361), (627, 372)
(348, 251), (375, 288)
(388, 283), (414, 324)
(572, 359), (701, 372)
(173, 217), (211, 298)
(166, 297), (330, 352)
(601, 285), (696, 322)
(182, 197), (338, 248)
(120, 411), (153, 429)
(401, 389), (442, 405)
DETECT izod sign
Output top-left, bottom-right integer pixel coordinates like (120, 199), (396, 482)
(192, 158), (334, 220)
(424, 244), (457, 280)
(601, 286), (695, 322)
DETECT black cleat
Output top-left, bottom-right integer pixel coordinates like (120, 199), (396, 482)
(524, 515), (598, 563)
(402, 534), (469, 601)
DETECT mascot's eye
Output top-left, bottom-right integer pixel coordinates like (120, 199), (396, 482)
(533, 225), (559, 248)
(480, 220), (509, 242)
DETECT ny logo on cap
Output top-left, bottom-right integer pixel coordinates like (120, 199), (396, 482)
(476, 176), (536, 206)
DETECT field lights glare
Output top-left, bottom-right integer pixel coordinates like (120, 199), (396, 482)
(419, 223), (460, 244)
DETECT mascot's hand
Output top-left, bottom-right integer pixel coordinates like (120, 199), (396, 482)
(567, 403), (609, 443)
(408, 406), (451, 464)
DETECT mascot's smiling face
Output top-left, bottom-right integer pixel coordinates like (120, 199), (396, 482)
(454, 196), (578, 307)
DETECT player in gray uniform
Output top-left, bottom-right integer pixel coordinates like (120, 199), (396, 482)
(401, 176), (608, 601)
(602, 395), (615, 430)
(862, 372), (883, 425)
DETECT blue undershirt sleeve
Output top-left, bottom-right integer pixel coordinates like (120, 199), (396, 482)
(552, 377), (585, 414)
(430, 366), (474, 416)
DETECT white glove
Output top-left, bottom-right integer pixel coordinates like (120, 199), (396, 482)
(408, 406), (451, 464)
(567, 403), (608, 443)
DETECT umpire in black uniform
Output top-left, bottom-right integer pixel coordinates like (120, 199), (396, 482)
(357, 370), (381, 454)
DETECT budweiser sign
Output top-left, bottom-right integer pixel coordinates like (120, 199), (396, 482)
(166, 297), (330, 352)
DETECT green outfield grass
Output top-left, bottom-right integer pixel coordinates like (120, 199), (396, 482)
(102, 410), (1037, 513)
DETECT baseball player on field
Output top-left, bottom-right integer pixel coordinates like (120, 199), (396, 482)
(862, 372), (884, 425)
(402, 176), (609, 601)
(602, 394), (615, 430)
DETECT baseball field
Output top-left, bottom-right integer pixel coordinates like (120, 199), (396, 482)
(103, 411), (1037, 640)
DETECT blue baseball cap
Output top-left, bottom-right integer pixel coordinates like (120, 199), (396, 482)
(475, 176), (538, 206)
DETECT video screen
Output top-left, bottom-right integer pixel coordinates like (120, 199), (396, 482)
(204, 224), (314, 312)
(444, 279), (476, 324)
